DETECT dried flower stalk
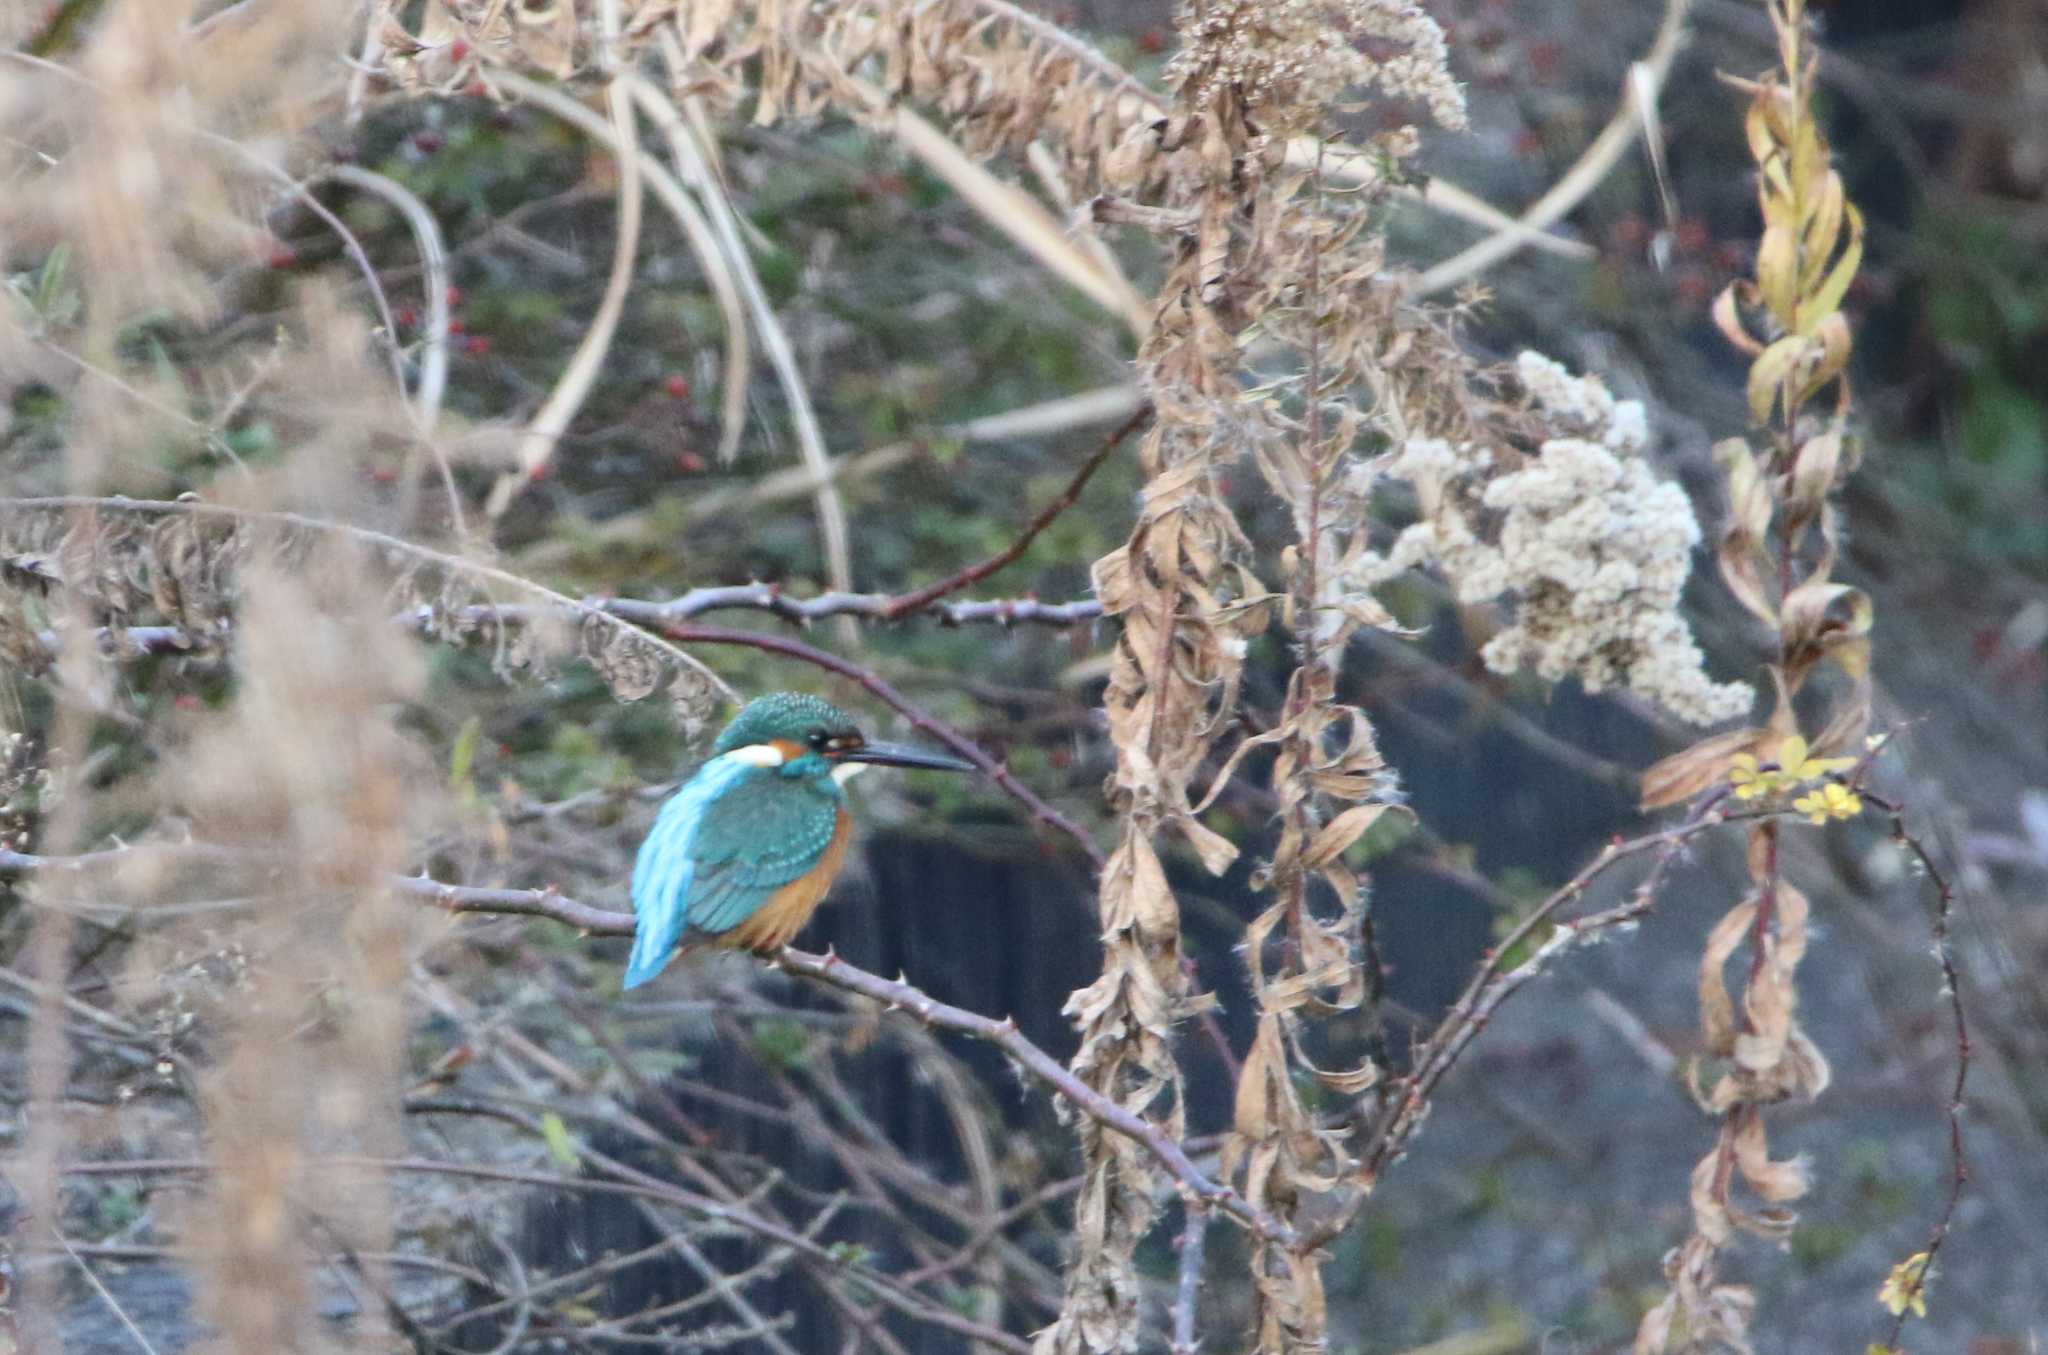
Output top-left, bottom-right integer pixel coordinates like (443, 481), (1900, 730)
(1636, 2), (1871, 1348)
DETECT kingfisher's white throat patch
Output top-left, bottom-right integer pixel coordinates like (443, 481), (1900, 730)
(727, 743), (787, 768)
(831, 761), (869, 785)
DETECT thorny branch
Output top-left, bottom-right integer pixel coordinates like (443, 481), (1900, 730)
(0, 844), (1281, 1244)
(1343, 791), (1753, 1215)
(1862, 790), (1972, 1348)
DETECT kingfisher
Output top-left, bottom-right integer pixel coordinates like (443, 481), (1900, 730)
(624, 691), (974, 988)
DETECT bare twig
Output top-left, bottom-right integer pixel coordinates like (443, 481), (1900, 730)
(0, 495), (738, 707)
(41, 1153), (1028, 1354)
(879, 404), (1149, 619)
(1863, 790), (1972, 1349)
(1310, 793), (1779, 1249)
(57, 1233), (163, 1355)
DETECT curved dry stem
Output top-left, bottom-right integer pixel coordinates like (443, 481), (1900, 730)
(626, 67), (857, 642)
(318, 162), (463, 535)
(886, 100), (1149, 335)
(1406, 0), (1693, 297)
(485, 73), (647, 517)
(491, 70), (753, 472)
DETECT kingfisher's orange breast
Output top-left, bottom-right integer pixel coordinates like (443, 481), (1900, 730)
(723, 807), (853, 954)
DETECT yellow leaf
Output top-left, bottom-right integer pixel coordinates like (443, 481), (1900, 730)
(1797, 197), (1863, 336)
(1712, 282), (1764, 356)
(1747, 334), (1808, 423)
(1795, 310), (1853, 408)
(1788, 429), (1844, 510)
(1877, 1251), (1931, 1319)
(1756, 224), (1799, 325)
(1799, 170), (1845, 291)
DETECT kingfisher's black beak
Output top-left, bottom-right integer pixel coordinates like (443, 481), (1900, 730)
(833, 741), (976, 773)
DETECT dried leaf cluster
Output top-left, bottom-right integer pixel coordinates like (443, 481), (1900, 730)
(0, 498), (731, 730)
(1636, 3), (1872, 1349)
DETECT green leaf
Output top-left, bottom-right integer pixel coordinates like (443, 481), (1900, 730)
(449, 714), (483, 804)
(540, 1111), (580, 1169)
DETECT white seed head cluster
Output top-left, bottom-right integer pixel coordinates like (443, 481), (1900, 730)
(1167, 0), (1467, 141)
(1358, 352), (1754, 725)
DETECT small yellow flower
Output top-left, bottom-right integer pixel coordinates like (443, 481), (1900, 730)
(1728, 752), (1771, 799)
(1794, 782), (1862, 825)
(1877, 1251), (1931, 1319)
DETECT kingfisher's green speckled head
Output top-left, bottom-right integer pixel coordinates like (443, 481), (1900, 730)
(711, 693), (975, 775)
(714, 692), (857, 756)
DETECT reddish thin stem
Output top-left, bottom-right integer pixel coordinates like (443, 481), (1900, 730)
(879, 404), (1150, 620)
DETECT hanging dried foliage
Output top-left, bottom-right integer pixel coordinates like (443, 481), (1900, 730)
(0, 498), (733, 730)
(1636, 3), (1870, 1350)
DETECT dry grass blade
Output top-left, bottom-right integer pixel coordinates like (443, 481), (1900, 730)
(490, 69), (752, 471)
(1407, 0), (1694, 297)
(486, 71), (647, 517)
(628, 67), (857, 642)
(317, 162), (463, 534)
(886, 100), (1149, 335)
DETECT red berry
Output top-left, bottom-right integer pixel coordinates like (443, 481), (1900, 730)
(447, 317), (465, 335)
(663, 374), (691, 399)
(677, 451), (706, 473)
(1136, 27), (1165, 54)
(464, 335), (490, 357)
(446, 285), (462, 307)
(449, 38), (469, 62)
(174, 693), (199, 711)
(1610, 213), (1649, 252)
(266, 244), (297, 269)
(413, 130), (443, 154)
(396, 307), (418, 329)
(465, 80), (489, 99)
(1674, 217), (1712, 256)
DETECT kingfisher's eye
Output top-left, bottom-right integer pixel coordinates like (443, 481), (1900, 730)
(807, 729), (829, 750)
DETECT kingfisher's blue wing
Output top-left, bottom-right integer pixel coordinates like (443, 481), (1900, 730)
(624, 755), (842, 988)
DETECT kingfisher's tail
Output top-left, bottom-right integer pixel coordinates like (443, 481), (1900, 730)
(623, 921), (679, 989)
